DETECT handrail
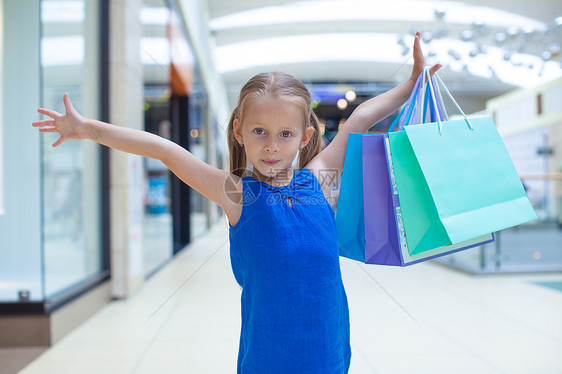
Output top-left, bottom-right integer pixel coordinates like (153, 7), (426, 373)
(520, 174), (562, 181)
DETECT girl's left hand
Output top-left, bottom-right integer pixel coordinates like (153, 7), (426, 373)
(410, 31), (441, 83)
(32, 93), (87, 147)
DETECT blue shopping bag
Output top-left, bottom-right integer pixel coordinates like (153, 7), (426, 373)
(336, 132), (367, 262)
(336, 73), (425, 263)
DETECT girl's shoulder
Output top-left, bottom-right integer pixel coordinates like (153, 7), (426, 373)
(223, 173), (243, 227)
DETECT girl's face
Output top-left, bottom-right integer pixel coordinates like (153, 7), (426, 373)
(234, 95), (313, 185)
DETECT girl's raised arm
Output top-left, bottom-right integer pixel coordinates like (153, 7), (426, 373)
(306, 32), (439, 182)
(33, 94), (242, 223)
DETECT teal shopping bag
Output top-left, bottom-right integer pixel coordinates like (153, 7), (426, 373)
(400, 117), (536, 249)
(388, 71), (536, 255)
(388, 130), (449, 254)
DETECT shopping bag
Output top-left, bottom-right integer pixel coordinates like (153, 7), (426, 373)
(361, 134), (401, 265)
(384, 134), (494, 263)
(388, 73), (537, 255)
(337, 70), (494, 265)
(336, 72), (425, 262)
(336, 132), (367, 262)
(337, 132), (494, 265)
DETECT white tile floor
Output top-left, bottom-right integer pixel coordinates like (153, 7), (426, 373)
(18, 222), (562, 374)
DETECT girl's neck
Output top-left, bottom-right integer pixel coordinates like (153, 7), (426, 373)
(251, 167), (294, 187)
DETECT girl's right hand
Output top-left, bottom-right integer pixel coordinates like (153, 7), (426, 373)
(32, 93), (88, 147)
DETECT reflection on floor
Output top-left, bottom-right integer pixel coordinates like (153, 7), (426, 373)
(143, 213), (173, 276)
(534, 281), (562, 293)
(16, 222), (562, 374)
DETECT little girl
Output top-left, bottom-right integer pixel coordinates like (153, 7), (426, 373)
(34, 33), (437, 373)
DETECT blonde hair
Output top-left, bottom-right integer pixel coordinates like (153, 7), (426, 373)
(227, 72), (322, 177)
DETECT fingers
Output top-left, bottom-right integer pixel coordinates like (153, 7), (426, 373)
(429, 64), (441, 76)
(39, 127), (58, 133)
(63, 93), (75, 114)
(52, 136), (64, 148)
(32, 119), (55, 127)
(37, 107), (60, 119)
(413, 31), (421, 51)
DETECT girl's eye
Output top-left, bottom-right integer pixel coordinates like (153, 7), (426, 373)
(281, 131), (292, 138)
(254, 128), (265, 135)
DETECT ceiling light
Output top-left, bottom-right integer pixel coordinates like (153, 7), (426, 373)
(522, 25), (535, 39)
(141, 6), (169, 25)
(506, 26), (520, 39)
(41, 36), (84, 66)
(41, 1), (84, 23)
(448, 49), (461, 60)
(549, 43), (561, 57)
(210, 1), (547, 31)
(141, 38), (171, 65)
(434, 8), (446, 20)
(337, 99), (348, 110)
(435, 25), (449, 38)
(215, 33), (562, 88)
(421, 32), (433, 43)
(460, 29), (475, 42)
(345, 90), (357, 102)
(494, 32), (507, 44)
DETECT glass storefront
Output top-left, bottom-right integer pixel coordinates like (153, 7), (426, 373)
(0, 0), (43, 303)
(41, 0), (104, 299)
(140, 0), (214, 272)
(141, 0), (174, 275)
(188, 85), (209, 240)
(0, 0), (105, 305)
(0, 0), (231, 310)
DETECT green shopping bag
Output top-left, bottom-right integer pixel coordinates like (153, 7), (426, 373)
(388, 73), (537, 255)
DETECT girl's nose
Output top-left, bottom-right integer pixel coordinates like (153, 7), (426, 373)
(264, 138), (279, 153)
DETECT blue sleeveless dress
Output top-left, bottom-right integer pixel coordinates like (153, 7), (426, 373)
(229, 168), (351, 374)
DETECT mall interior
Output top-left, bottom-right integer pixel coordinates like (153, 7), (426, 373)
(0, 0), (561, 373)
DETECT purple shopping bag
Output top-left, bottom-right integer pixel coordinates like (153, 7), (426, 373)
(362, 135), (402, 265)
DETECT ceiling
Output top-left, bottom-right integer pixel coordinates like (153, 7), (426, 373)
(205, 0), (562, 105)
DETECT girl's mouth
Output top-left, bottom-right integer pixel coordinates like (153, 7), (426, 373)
(262, 159), (280, 166)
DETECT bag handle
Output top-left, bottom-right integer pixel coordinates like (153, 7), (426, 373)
(433, 74), (448, 121)
(418, 67), (446, 124)
(387, 71), (424, 132)
(418, 67), (447, 124)
(425, 69), (473, 134)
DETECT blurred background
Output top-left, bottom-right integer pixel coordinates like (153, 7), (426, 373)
(0, 0), (561, 371)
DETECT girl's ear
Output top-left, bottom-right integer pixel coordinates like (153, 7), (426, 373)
(301, 126), (315, 149)
(233, 118), (243, 144)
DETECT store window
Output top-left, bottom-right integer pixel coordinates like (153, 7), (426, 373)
(0, 25), (3, 216)
(188, 87), (209, 239)
(41, 0), (103, 298)
(0, 0), (43, 303)
(141, 0), (173, 274)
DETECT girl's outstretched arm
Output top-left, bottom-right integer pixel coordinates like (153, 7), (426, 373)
(33, 94), (243, 224)
(306, 32), (439, 181)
